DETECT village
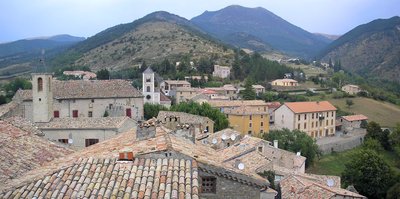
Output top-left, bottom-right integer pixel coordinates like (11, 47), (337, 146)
(0, 63), (370, 198)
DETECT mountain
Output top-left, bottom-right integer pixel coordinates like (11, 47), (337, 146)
(191, 5), (331, 57)
(319, 16), (400, 82)
(54, 11), (234, 71)
(313, 33), (341, 41)
(0, 35), (85, 77)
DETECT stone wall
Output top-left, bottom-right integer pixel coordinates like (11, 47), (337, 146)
(317, 129), (366, 155)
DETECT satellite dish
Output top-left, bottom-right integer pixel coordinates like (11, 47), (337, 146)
(326, 179), (334, 187)
(212, 138), (218, 144)
(68, 139), (73, 144)
(238, 163), (245, 170)
(221, 134), (228, 140)
(230, 134), (236, 141)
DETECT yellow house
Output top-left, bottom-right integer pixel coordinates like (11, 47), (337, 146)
(225, 106), (269, 137)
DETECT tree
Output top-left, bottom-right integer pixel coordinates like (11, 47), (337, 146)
(263, 129), (320, 167)
(96, 69), (110, 80)
(366, 121), (391, 150)
(387, 183), (400, 199)
(170, 101), (229, 131)
(0, 95), (7, 105)
(389, 124), (400, 156)
(240, 79), (256, 100)
(342, 149), (394, 199)
(144, 103), (168, 120)
(346, 99), (354, 108)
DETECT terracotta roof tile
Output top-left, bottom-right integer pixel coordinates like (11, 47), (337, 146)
(207, 100), (268, 108)
(0, 120), (73, 187)
(342, 114), (368, 122)
(157, 111), (214, 125)
(37, 117), (132, 129)
(280, 174), (366, 198)
(224, 105), (268, 115)
(284, 101), (336, 114)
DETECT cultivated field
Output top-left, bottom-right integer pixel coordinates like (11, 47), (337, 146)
(329, 97), (400, 128)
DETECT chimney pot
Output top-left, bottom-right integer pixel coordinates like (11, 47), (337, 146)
(273, 140), (278, 148)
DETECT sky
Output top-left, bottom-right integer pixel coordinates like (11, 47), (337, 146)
(0, 0), (399, 43)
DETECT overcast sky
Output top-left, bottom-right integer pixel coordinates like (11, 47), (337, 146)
(0, 0), (399, 43)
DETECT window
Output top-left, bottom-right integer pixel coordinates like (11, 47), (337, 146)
(88, 111), (93, 117)
(72, 110), (78, 118)
(326, 120), (328, 125)
(298, 115), (300, 121)
(298, 123), (301, 129)
(54, 111), (60, 118)
(260, 130), (264, 134)
(311, 122), (314, 128)
(58, 139), (68, 144)
(146, 77), (151, 82)
(109, 104), (113, 109)
(261, 114), (264, 119)
(331, 112), (334, 117)
(248, 131), (252, 135)
(331, 119), (333, 125)
(304, 123), (307, 129)
(261, 122), (264, 127)
(91, 99), (95, 103)
(312, 113), (314, 119)
(201, 176), (216, 193)
(37, 77), (43, 92)
(126, 108), (132, 118)
(85, 139), (99, 147)
(304, 114), (307, 120)
(249, 123), (252, 127)
(146, 86), (151, 92)
(249, 115), (252, 120)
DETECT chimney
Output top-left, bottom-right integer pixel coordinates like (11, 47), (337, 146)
(273, 140), (278, 148)
(119, 148), (134, 161)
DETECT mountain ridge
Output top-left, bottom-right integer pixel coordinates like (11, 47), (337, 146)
(191, 5), (331, 57)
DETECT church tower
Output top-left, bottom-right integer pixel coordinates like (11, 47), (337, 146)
(32, 73), (53, 123)
(142, 67), (160, 104)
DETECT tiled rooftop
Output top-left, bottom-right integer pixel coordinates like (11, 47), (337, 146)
(272, 79), (298, 83)
(12, 79), (142, 101)
(53, 79), (142, 99)
(0, 157), (200, 199)
(163, 80), (191, 85)
(224, 105), (268, 115)
(0, 120), (73, 187)
(3, 117), (43, 135)
(342, 114), (368, 122)
(280, 174), (365, 199)
(284, 101), (337, 114)
(0, 101), (18, 118)
(157, 111), (213, 125)
(37, 117), (132, 129)
(207, 100), (268, 108)
(0, 126), (268, 193)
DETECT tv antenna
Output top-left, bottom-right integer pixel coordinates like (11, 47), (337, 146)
(38, 49), (47, 72)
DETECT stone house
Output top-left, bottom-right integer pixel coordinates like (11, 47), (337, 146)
(37, 117), (136, 149)
(212, 65), (231, 79)
(157, 111), (214, 134)
(274, 101), (337, 138)
(342, 84), (362, 95)
(12, 74), (144, 121)
(252, 84), (265, 96)
(160, 80), (191, 96)
(206, 84), (239, 99)
(271, 79), (298, 86)
(340, 114), (368, 131)
(266, 102), (281, 124)
(170, 87), (199, 104)
(225, 106), (270, 137)
(62, 70), (96, 80)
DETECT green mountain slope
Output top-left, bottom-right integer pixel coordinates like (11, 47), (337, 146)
(53, 11), (234, 71)
(320, 16), (400, 82)
(191, 5), (331, 58)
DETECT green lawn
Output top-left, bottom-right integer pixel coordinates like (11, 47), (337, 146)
(307, 147), (400, 177)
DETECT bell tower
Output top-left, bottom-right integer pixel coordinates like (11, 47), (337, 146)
(32, 73), (53, 123)
(142, 67), (160, 104)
